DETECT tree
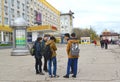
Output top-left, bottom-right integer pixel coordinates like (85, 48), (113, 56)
(72, 28), (98, 41)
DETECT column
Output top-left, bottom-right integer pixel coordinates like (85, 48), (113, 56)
(1, 31), (4, 43)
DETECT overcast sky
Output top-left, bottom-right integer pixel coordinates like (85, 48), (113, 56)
(46, 0), (120, 34)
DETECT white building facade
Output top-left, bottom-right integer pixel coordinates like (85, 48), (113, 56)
(60, 11), (74, 35)
(0, 0), (60, 43)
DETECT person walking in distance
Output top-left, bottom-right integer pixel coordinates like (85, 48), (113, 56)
(63, 33), (79, 78)
(100, 38), (104, 48)
(34, 37), (44, 75)
(104, 37), (109, 49)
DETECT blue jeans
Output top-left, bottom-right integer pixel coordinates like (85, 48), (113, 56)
(66, 58), (78, 76)
(48, 57), (57, 76)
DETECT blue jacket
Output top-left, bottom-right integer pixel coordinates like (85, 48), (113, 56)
(34, 41), (42, 58)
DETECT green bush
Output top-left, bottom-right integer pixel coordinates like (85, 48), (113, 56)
(0, 44), (12, 46)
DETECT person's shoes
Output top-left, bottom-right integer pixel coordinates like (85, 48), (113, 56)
(72, 75), (76, 78)
(36, 71), (39, 74)
(39, 72), (45, 75)
(53, 75), (59, 78)
(44, 69), (48, 72)
(49, 75), (53, 78)
(63, 75), (69, 78)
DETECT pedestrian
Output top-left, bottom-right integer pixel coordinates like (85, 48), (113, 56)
(93, 39), (97, 46)
(46, 36), (59, 78)
(41, 35), (49, 72)
(104, 38), (109, 49)
(64, 33), (74, 74)
(63, 33), (79, 78)
(100, 38), (104, 48)
(34, 37), (44, 75)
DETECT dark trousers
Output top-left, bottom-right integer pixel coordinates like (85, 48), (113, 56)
(66, 58), (78, 76)
(43, 55), (48, 71)
(105, 43), (108, 49)
(35, 57), (42, 72)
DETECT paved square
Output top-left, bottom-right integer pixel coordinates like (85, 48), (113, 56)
(0, 44), (120, 82)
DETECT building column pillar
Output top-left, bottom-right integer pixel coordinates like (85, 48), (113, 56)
(1, 31), (4, 43)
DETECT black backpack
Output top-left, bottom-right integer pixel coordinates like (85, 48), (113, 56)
(30, 43), (36, 56)
(45, 45), (52, 60)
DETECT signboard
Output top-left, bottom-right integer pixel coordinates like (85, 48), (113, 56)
(81, 37), (90, 44)
(15, 30), (26, 48)
(35, 10), (42, 25)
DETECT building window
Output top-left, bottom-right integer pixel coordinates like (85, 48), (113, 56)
(22, 3), (24, 11)
(4, 6), (8, 15)
(11, 9), (14, 14)
(27, 1), (29, 4)
(17, 0), (20, 9)
(4, 17), (8, 25)
(17, 11), (20, 17)
(11, 0), (14, 6)
(5, 0), (8, 4)
(4, 6), (8, 12)
(22, 13), (25, 18)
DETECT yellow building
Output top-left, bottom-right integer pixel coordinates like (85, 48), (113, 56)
(0, 0), (60, 43)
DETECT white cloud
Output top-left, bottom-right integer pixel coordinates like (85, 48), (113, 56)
(46, 0), (120, 34)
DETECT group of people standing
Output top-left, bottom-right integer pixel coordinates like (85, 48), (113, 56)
(100, 37), (109, 49)
(33, 35), (58, 77)
(32, 33), (79, 78)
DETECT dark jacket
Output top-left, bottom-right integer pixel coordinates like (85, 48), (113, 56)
(41, 40), (47, 55)
(34, 41), (42, 58)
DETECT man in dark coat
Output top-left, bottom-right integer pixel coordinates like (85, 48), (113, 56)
(34, 37), (44, 75)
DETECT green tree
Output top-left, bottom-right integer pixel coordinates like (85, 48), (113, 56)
(72, 27), (98, 41)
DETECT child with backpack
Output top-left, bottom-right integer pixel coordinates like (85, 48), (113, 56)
(45, 36), (59, 78)
(63, 33), (80, 78)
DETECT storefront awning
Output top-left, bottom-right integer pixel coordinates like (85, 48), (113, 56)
(0, 25), (12, 32)
(27, 25), (57, 32)
(0, 25), (57, 33)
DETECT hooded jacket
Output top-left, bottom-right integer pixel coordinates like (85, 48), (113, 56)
(66, 38), (79, 58)
(46, 40), (57, 58)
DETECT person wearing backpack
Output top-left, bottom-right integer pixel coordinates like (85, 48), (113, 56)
(34, 37), (44, 75)
(46, 36), (59, 78)
(64, 33), (74, 74)
(63, 33), (79, 78)
(41, 35), (49, 72)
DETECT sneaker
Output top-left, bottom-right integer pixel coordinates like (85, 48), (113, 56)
(44, 70), (48, 72)
(63, 75), (69, 78)
(36, 71), (39, 74)
(72, 75), (76, 78)
(53, 75), (59, 78)
(49, 75), (53, 78)
(39, 72), (45, 75)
